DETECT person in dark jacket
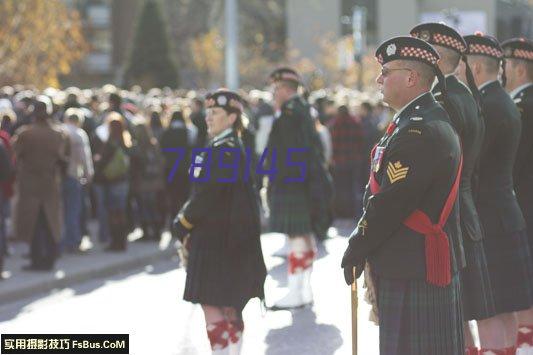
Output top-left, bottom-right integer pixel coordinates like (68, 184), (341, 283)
(502, 37), (533, 350)
(458, 33), (533, 354)
(411, 23), (496, 355)
(93, 112), (131, 252)
(130, 122), (165, 242)
(160, 110), (194, 231)
(173, 90), (266, 355)
(342, 36), (465, 355)
(0, 139), (12, 279)
(328, 105), (364, 219)
(190, 97), (207, 148)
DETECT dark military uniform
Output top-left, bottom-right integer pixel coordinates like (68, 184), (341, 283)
(463, 31), (533, 315)
(266, 95), (324, 235)
(502, 38), (533, 267)
(410, 22), (495, 321)
(433, 75), (496, 321)
(476, 79), (533, 313)
(342, 37), (465, 355)
(174, 128), (267, 311)
(513, 84), (533, 259)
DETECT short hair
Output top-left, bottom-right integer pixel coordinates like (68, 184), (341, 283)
(509, 58), (533, 81)
(434, 44), (461, 71)
(469, 55), (500, 75)
(399, 60), (436, 88)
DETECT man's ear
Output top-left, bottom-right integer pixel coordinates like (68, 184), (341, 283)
(517, 62), (527, 80)
(472, 60), (482, 76)
(406, 70), (417, 88)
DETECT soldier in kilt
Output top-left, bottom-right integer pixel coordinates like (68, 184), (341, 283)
(173, 90), (267, 355)
(411, 23), (496, 354)
(265, 67), (325, 310)
(502, 37), (533, 350)
(342, 36), (465, 355)
(458, 33), (533, 354)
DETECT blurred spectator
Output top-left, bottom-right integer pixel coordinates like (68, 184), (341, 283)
(358, 101), (381, 184)
(253, 97), (275, 158)
(1, 109), (17, 137)
(0, 110), (15, 271)
(313, 112), (333, 167)
(12, 94), (34, 133)
(149, 110), (164, 141)
(328, 105), (364, 218)
(60, 108), (94, 254)
(0, 138), (13, 279)
(12, 96), (69, 271)
(189, 98), (207, 148)
(93, 113), (131, 252)
(130, 122), (165, 242)
(160, 110), (193, 227)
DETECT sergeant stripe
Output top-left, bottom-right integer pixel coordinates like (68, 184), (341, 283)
(387, 162), (409, 183)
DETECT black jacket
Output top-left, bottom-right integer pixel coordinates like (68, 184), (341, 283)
(175, 129), (263, 251)
(266, 95), (324, 188)
(513, 84), (533, 230)
(349, 93), (464, 280)
(477, 80), (526, 235)
(433, 75), (485, 242)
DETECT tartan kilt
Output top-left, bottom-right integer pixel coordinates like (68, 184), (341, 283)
(460, 239), (496, 320)
(377, 274), (464, 355)
(483, 229), (533, 314)
(268, 184), (312, 235)
(183, 245), (266, 312)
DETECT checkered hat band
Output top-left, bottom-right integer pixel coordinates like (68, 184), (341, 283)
(433, 33), (466, 52)
(400, 47), (438, 64)
(513, 49), (533, 60)
(468, 43), (503, 58)
(377, 54), (383, 64)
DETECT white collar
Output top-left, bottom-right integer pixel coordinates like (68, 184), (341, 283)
(509, 82), (533, 99)
(393, 92), (429, 122)
(212, 128), (233, 142)
(478, 79), (499, 91)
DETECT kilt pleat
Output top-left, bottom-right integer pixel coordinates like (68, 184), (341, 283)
(460, 239), (496, 320)
(377, 274), (464, 355)
(269, 185), (312, 235)
(184, 246), (265, 311)
(483, 229), (533, 313)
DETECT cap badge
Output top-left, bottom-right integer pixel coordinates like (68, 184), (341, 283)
(386, 43), (397, 56)
(420, 30), (431, 41)
(217, 95), (227, 106)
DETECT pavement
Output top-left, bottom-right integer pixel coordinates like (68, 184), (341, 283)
(0, 222), (178, 305)
(0, 218), (381, 355)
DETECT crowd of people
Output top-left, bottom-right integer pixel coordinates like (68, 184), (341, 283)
(0, 83), (387, 275)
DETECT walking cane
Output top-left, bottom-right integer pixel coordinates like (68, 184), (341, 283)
(351, 267), (358, 355)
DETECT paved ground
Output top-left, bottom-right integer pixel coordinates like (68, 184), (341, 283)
(4, 219), (533, 354)
(0, 220), (381, 355)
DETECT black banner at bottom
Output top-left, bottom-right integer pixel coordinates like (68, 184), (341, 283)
(1, 334), (129, 354)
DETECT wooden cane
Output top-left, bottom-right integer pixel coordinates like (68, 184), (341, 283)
(351, 267), (358, 355)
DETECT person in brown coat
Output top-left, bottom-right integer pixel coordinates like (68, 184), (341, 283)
(12, 96), (69, 271)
